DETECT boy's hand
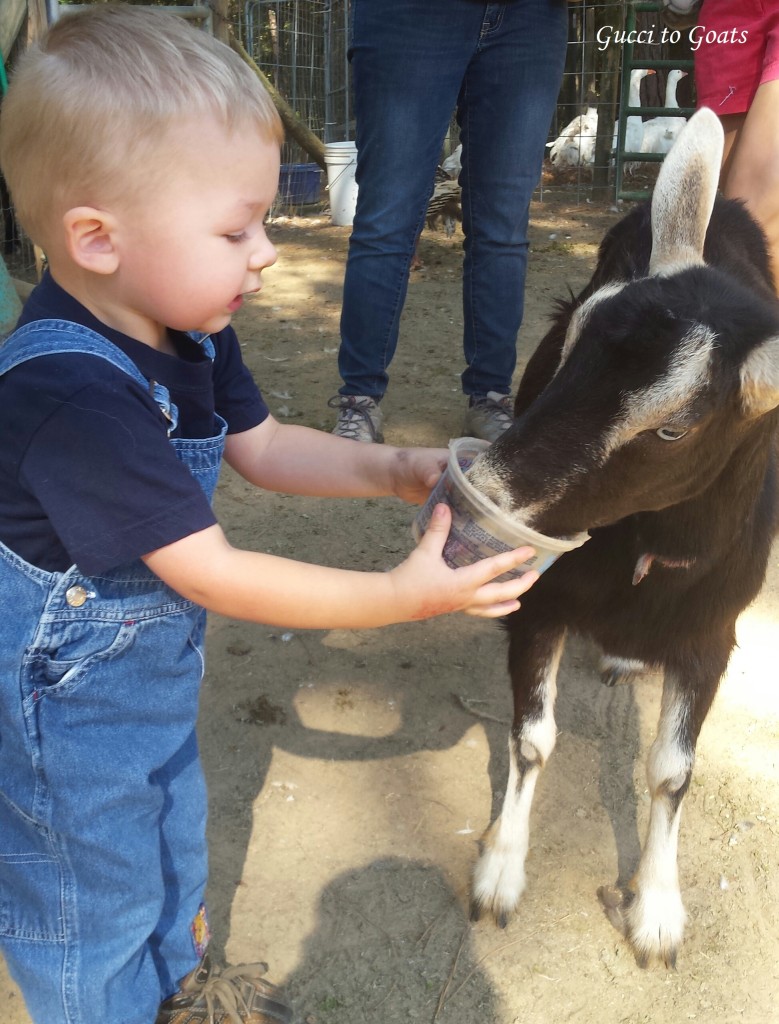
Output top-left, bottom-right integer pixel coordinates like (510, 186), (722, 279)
(392, 504), (540, 619)
(389, 447), (448, 504)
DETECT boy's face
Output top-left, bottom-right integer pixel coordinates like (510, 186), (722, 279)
(110, 118), (280, 346)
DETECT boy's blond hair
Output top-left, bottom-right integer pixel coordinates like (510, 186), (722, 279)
(0, 3), (284, 247)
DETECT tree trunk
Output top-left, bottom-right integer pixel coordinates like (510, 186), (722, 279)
(206, 0), (231, 45)
(229, 32), (327, 170)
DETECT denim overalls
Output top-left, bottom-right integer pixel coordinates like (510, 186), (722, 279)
(0, 321), (227, 1024)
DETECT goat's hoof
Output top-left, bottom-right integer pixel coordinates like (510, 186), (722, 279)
(598, 883), (684, 968)
(597, 884), (630, 936)
(470, 850), (525, 930)
(469, 896), (513, 929)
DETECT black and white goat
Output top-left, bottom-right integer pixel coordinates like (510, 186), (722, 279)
(467, 108), (779, 967)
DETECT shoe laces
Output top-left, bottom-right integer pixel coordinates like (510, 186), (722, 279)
(191, 960), (271, 1024)
(327, 394), (381, 441)
(478, 391), (514, 430)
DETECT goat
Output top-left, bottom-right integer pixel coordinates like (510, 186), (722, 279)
(466, 108), (779, 968)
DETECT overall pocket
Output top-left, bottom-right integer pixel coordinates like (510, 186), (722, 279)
(0, 794), (64, 941)
(23, 617), (137, 698)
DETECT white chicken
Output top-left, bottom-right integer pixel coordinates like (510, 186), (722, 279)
(640, 69), (688, 156)
(441, 144), (462, 179)
(547, 106), (598, 168)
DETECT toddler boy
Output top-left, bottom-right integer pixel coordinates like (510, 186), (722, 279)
(0, 6), (537, 1024)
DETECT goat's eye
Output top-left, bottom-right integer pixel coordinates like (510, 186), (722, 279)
(655, 426), (688, 441)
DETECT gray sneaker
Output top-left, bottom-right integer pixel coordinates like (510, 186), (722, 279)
(462, 391), (514, 442)
(328, 394), (384, 443)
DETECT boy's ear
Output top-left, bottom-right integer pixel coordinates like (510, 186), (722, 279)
(62, 207), (121, 274)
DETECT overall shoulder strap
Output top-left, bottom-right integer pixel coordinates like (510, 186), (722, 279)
(0, 319), (179, 433)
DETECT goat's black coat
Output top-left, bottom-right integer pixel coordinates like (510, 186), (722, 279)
(503, 197), (778, 690)
(470, 180), (779, 963)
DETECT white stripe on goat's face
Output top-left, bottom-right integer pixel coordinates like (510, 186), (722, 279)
(602, 321), (716, 460)
(466, 287), (631, 520)
(467, 453), (573, 523)
(558, 282), (628, 372)
(467, 301), (718, 528)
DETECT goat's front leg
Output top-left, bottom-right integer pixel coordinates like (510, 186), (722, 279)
(600, 664), (721, 967)
(471, 625), (566, 927)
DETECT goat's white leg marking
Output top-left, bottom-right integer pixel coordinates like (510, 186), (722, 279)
(471, 637), (564, 926)
(625, 678), (691, 966)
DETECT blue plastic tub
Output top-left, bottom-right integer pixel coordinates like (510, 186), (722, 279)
(278, 162), (322, 206)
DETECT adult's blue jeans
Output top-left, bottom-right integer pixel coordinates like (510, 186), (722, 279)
(338, 0), (568, 400)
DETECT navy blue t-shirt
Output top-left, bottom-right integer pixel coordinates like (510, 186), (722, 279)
(0, 273), (269, 574)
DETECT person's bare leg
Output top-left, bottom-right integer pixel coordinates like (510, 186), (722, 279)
(718, 111), (745, 181)
(718, 79), (779, 294)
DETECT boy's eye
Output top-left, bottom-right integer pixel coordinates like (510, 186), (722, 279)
(225, 232), (248, 244)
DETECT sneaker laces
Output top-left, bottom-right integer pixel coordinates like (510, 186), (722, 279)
(477, 391), (514, 431)
(327, 394), (381, 441)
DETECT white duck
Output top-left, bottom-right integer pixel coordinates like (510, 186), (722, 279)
(612, 68), (654, 172)
(640, 69), (688, 156)
(547, 106), (598, 167)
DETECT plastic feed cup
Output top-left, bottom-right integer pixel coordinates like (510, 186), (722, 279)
(412, 438), (589, 581)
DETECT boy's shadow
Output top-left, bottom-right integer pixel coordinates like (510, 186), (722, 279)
(199, 622), (644, 959)
(282, 858), (500, 1024)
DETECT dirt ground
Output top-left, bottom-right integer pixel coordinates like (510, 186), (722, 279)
(3, 194), (778, 1023)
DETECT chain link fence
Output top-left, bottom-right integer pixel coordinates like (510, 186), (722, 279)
(1, 2), (699, 264)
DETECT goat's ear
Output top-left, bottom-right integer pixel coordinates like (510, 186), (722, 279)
(740, 336), (779, 418)
(649, 107), (724, 277)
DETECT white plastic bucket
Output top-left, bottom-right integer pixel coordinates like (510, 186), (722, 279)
(324, 141), (358, 226)
(412, 438), (590, 581)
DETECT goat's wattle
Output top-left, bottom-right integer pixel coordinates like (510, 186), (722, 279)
(632, 551), (696, 585)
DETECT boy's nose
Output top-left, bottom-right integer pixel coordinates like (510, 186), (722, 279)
(249, 236), (277, 273)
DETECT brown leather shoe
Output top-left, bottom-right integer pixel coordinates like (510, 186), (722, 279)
(155, 955), (293, 1024)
